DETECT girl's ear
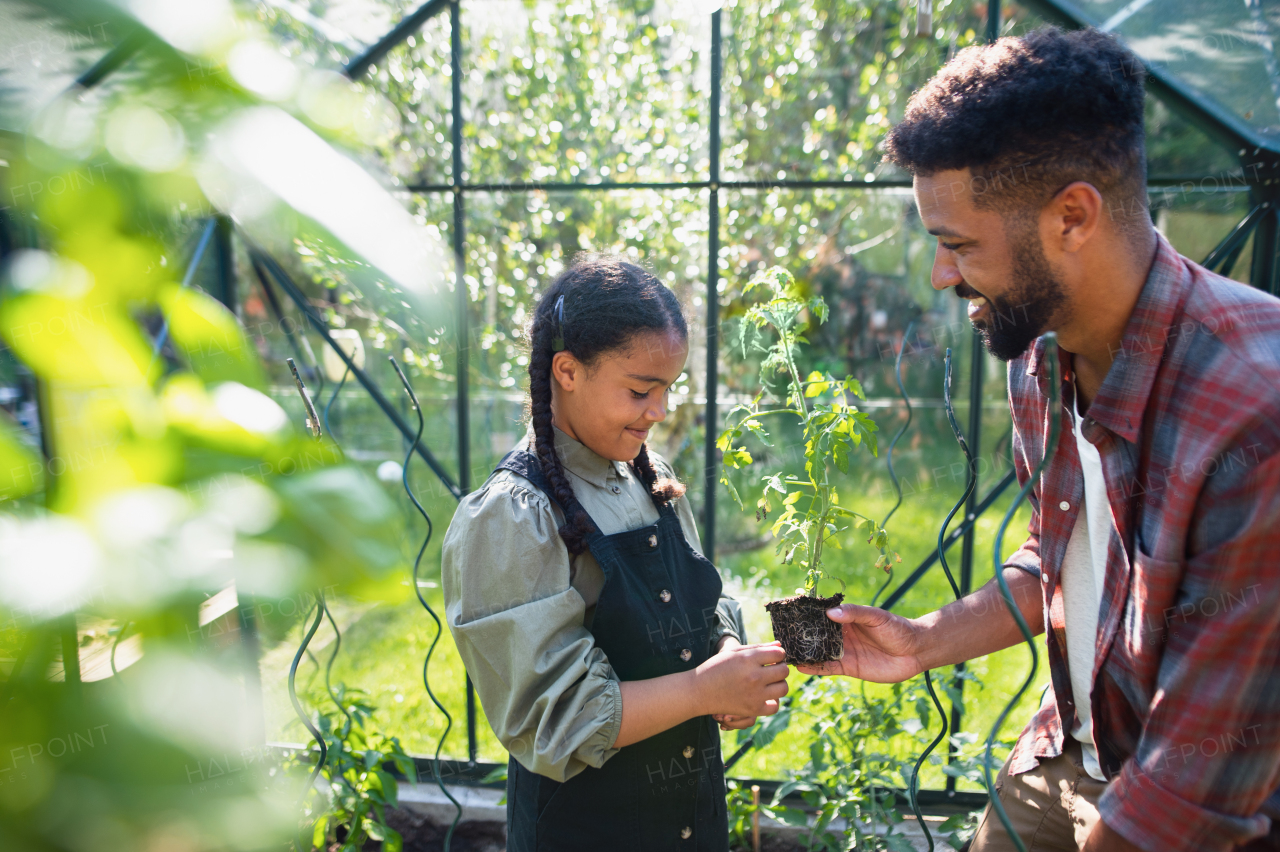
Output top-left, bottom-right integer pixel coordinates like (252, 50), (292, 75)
(550, 350), (581, 392)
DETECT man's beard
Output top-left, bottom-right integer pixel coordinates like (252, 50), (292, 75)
(965, 228), (1068, 362)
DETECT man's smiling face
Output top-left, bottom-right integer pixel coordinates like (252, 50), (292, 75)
(914, 168), (1070, 362)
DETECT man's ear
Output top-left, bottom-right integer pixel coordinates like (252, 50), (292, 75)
(550, 351), (580, 392)
(1050, 181), (1103, 253)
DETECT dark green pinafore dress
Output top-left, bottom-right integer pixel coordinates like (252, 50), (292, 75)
(496, 450), (730, 852)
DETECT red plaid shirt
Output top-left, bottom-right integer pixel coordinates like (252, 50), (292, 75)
(1002, 233), (1280, 851)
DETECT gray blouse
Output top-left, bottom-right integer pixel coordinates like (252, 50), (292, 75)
(441, 425), (747, 782)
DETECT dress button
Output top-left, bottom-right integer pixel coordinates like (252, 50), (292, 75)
(679, 648), (692, 662)
(681, 827), (692, 840)
(683, 745), (695, 759)
(648, 534), (658, 548)
(659, 589), (672, 603)
(612, 485), (621, 494)
(1059, 500), (1070, 511)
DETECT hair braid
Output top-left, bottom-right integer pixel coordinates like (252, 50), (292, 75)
(528, 324), (594, 556)
(524, 254), (690, 553)
(629, 442), (685, 506)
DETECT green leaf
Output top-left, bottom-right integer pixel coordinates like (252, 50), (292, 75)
(0, 413), (42, 503)
(157, 284), (265, 390)
(743, 419), (772, 446)
(721, 474), (743, 509)
(312, 815), (330, 849)
(832, 439), (848, 473)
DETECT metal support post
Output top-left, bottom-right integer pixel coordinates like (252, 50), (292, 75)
(703, 10), (723, 561)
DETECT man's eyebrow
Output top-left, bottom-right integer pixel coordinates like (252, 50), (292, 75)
(927, 227), (968, 238)
(625, 373), (671, 384)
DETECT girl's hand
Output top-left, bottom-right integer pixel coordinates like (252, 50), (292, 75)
(711, 637), (757, 730)
(694, 640), (789, 719)
(712, 713), (756, 731)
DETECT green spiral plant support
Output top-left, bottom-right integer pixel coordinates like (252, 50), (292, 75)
(904, 345), (973, 852)
(389, 356), (463, 851)
(985, 332), (1062, 852)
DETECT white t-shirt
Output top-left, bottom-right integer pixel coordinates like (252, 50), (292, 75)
(1059, 385), (1113, 782)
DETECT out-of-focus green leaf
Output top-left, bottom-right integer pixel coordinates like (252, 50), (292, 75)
(271, 465), (402, 585)
(0, 415), (42, 503)
(1, 294), (151, 387)
(157, 284), (266, 389)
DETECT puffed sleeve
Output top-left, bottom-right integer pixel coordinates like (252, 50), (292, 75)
(441, 473), (623, 782)
(655, 452), (749, 648)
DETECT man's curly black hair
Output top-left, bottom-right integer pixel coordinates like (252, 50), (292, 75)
(884, 26), (1149, 235)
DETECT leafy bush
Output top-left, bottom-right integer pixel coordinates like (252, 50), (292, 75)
(284, 684), (418, 852)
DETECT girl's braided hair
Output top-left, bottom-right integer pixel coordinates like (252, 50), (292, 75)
(527, 255), (687, 556)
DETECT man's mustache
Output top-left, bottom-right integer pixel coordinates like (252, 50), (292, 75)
(955, 282), (985, 300)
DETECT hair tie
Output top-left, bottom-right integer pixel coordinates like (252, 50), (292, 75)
(551, 294), (566, 352)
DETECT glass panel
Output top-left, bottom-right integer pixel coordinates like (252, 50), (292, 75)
(0, 6), (113, 133)
(1153, 183), (1255, 284)
(1066, 0), (1280, 142)
(461, 187), (709, 473)
(461, 0), (712, 184)
(722, 0), (988, 183)
(364, 15), (455, 188)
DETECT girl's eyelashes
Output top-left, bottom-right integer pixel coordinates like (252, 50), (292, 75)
(629, 386), (671, 399)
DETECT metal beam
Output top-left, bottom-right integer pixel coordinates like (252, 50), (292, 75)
(343, 0), (451, 80)
(72, 27), (148, 91)
(250, 248), (463, 500)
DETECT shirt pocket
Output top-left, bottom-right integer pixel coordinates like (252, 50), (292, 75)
(1118, 544), (1183, 687)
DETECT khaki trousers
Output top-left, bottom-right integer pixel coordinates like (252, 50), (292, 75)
(967, 740), (1106, 852)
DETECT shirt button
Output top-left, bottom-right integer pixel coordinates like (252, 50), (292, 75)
(1059, 500), (1070, 511)
(659, 589), (672, 603)
(683, 746), (695, 759)
(1042, 572), (1050, 584)
(681, 827), (692, 840)
(611, 485), (621, 494)
(648, 534), (658, 548)
(680, 648), (692, 662)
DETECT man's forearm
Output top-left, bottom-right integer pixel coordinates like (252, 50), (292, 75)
(913, 567), (1045, 672)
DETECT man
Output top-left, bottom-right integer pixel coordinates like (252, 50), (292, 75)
(796, 26), (1280, 852)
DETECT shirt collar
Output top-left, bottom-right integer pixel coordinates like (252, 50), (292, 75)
(520, 423), (616, 488)
(1025, 231), (1188, 443)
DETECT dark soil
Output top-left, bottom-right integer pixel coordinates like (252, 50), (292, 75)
(730, 835), (810, 852)
(764, 593), (844, 665)
(356, 808), (813, 852)
(357, 809), (507, 852)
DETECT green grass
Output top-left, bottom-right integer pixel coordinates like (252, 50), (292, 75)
(260, 405), (1050, 794)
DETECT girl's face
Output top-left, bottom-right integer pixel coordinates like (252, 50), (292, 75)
(550, 329), (687, 462)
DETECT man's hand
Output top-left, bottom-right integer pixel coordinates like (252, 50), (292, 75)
(710, 636), (760, 731)
(793, 604), (924, 682)
(1082, 818), (1144, 852)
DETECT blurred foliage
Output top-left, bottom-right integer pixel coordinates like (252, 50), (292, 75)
(0, 1), (429, 850)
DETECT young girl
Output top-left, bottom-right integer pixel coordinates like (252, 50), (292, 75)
(442, 257), (790, 852)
